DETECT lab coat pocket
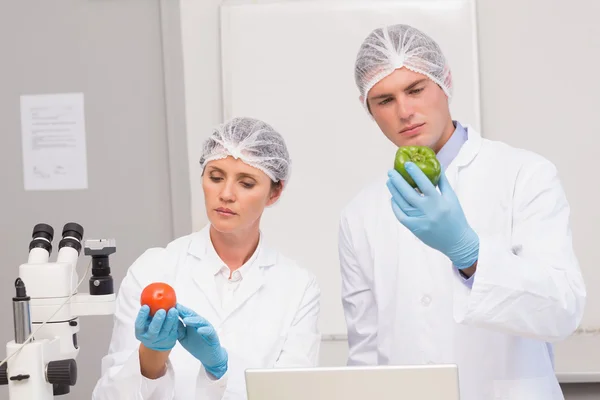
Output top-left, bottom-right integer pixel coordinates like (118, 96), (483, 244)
(247, 322), (286, 366)
(493, 376), (558, 400)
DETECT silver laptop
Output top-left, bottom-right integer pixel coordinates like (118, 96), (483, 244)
(245, 364), (460, 400)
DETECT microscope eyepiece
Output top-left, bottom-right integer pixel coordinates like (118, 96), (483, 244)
(29, 223), (54, 254)
(62, 223), (83, 242)
(32, 224), (54, 241)
(58, 223), (84, 255)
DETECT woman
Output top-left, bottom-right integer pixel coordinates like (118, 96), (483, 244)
(92, 117), (321, 399)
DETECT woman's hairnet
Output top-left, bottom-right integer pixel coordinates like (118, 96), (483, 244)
(354, 24), (453, 112)
(199, 117), (291, 182)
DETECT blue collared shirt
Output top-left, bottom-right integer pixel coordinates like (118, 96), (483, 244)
(436, 120), (468, 170)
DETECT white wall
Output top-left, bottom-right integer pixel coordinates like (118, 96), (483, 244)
(180, 0), (225, 230)
(178, 0), (600, 397)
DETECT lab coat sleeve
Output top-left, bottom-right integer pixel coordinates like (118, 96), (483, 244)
(454, 159), (586, 342)
(339, 212), (378, 365)
(195, 368), (229, 400)
(274, 274), (321, 367)
(92, 250), (176, 400)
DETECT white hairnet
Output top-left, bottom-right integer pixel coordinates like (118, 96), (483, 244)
(199, 117), (291, 182)
(355, 24), (453, 112)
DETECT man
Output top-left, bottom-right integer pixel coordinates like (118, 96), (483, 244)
(338, 24), (586, 400)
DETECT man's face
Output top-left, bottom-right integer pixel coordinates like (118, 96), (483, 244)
(363, 68), (454, 153)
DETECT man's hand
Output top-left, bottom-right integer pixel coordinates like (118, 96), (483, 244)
(386, 162), (479, 270)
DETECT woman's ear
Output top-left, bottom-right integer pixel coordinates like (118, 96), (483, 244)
(267, 180), (284, 206)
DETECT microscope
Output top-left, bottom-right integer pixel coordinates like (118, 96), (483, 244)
(0, 222), (117, 398)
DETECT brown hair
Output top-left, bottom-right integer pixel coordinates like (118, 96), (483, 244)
(271, 180), (283, 192)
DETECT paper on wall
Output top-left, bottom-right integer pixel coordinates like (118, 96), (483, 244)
(20, 93), (89, 191)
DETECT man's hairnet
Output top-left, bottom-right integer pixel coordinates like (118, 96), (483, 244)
(354, 24), (453, 112)
(199, 117), (291, 182)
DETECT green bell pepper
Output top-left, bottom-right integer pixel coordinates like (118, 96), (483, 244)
(393, 146), (441, 189)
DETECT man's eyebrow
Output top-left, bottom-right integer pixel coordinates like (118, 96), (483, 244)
(369, 79), (428, 100)
(404, 78), (428, 91)
(370, 93), (394, 100)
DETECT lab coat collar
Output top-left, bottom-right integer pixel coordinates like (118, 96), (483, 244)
(187, 224), (277, 268)
(186, 224), (277, 323)
(204, 229), (263, 279)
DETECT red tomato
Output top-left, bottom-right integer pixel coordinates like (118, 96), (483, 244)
(140, 282), (177, 316)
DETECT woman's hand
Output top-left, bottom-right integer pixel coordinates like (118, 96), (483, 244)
(134, 305), (180, 379)
(176, 303), (228, 379)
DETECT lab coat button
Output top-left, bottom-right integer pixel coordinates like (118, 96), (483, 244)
(421, 295), (431, 306)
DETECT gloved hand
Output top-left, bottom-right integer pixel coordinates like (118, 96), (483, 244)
(386, 162), (479, 269)
(135, 305), (180, 352)
(176, 304), (228, 379)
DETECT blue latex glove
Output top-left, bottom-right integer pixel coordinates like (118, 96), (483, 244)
(135, 305), (180, 352)
(386, 162), (479, 269)
(176, 304), (228, 379)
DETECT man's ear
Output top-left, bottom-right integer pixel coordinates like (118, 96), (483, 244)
(360, 95), (373, 115)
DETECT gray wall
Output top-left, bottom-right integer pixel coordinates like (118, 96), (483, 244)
(0, 0), (190, 398)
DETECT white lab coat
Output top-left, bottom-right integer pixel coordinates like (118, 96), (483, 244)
(339, 126), (586, 400)
(92, 225), (321, 400)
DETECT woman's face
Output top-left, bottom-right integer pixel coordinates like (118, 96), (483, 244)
(202, 156), (282, 235)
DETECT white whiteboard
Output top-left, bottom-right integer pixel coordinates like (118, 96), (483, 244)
(220, 0), (481, 336)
